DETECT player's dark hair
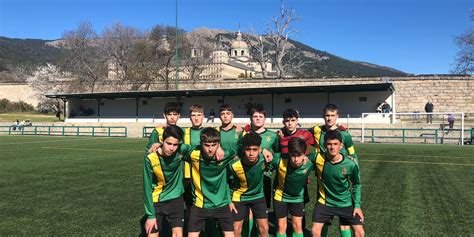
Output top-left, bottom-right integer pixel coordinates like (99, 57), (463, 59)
(323, 104), (339, 116)
(324, 130), (343, 143)
(242, 132), (262, 148)
(162, 125), (184, 141)
(323, 104), (339, 115)
(219, 104), (233, 113)
(200, 127), (221, 143)
(250, 105), (266, 117)
(164, 102), (181, 114)
(283, 108), (299, 120)
(288, 137), (307, 157)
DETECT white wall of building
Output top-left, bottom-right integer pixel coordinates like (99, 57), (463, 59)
(65, 91), (393, 123)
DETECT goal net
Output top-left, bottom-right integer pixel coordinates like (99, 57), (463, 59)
(360, 112), (467, 145)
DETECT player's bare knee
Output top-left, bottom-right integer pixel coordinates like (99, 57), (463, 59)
(353, 226), (365, 237)
(312, 225), (322, 237)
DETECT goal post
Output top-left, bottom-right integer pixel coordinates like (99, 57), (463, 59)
(361, 112), (465, 145)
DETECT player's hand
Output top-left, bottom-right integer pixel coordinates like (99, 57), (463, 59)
(302, 155), (309, 165)
(145, 218), (158, 234)
(244, 124), (252, 132)
(235, 125), (243, 133)
(150, 143), (161, 153)
(262, 149), (273, 163)
(337, 124), (347, 131)
(353, 208), (364, 223)
(276, 129), (284, 139)
(229, 203), (238, 213)
(216, 146), (224, 161)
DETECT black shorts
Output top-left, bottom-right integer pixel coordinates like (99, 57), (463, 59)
(188, 205), (234, 232)
(150, 197), (185, 233)
(232, 197), (268, 221)
(312, 203), (363, 225)
(183, 178), (193, 207)
(273, 199), (305, 218)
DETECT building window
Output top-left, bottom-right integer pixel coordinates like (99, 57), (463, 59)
(234, 50), (237, 56)
(241, 50), (244, 55)
(284, 98), (292, 103)
(359, 97), (367, 102)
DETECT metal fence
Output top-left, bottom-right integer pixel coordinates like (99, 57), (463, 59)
(1, 125), (127, 137)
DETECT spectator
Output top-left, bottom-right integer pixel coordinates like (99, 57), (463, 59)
(448, 114), (455, 129)
(382, 101), (391, 113)
(425, 100), (434, 124)
(206, 108), (215, 123)
(56, 109), (62, 121)
(376, 103), (383, 113)
(12, 119), (19, 131)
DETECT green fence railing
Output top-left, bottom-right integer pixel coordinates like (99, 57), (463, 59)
(351, 128), (473, 144)
(1, 126), (127, 137)
(143, 126), (473, 144)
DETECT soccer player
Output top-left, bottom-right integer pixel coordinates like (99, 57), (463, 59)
(218, 104), (242, 154)
(266, 137), (320, 237)
(310, 104), (358, 161)
(311, 130), (364, 237)
(228, 132), (269, 237)
(310, 104), (359, 237)
(242, 106), (279, 236)
(278, 108), (315, 232)
(183, 105), (205, 206)
(243, 106), (279, 206)
(143, 125), (193, 237)
(184, 127), (237, 237)
(146, 101), (181, 153)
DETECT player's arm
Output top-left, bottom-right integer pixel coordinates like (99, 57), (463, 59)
(145, 129), (159, 152)
(265, 152), (281, 171)
(351, 162), (362, 208)
(343, 132), (359, 160)
(272, 133), (281, 153)
(143, 156), (156, 220)
(350, 162), (364, 221)
(179, 144), (195, 162)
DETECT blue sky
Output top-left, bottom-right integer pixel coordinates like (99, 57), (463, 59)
(0, 0), (472, 74)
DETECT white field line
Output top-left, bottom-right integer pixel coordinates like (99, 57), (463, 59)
(358, 153), (474, 159)
(361, 159), (474, 167)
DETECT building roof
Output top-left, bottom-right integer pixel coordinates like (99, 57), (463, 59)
(46, 83), (394, 100)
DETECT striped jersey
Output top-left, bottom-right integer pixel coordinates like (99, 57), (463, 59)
(228, 154), (267, 202)
(267, 153), (321, 203)
(183, 127), (203, 179)
(143, 144), (193, 219)
(184, 148), (237, 209)
(309, 125), (358, 160)
(315, 154), (361, 208)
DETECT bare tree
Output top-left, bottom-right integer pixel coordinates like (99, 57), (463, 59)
(61, 21), (107, 92)
(266, 0), (300, 78)
(149, 25), (191, 90)
(244, 28), (273, 78)
(101, 22), (154, 90)
(452, 10), (474, 74)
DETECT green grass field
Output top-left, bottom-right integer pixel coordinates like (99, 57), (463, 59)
(0, 136), (473, 236)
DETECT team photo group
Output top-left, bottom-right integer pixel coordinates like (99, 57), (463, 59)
(143, 102), (364, 237)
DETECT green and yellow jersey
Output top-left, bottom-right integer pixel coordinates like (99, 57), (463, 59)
(243, 128), (280, 153)
(145, 126), (165, 152)
(143, 144), (194, 219)
(267, 153), (321, 203)
(310, 125), (358, 160)
(218, 125), (243, 155)
(184, 148), (237, 209)
(183, 127), (203, 179)
(315, 154), (361, 208)
(228, 154), (267, 202)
